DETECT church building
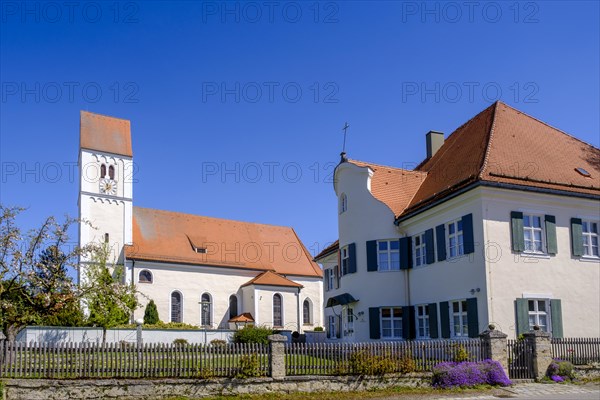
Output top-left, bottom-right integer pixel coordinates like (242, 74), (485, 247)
(78, 111), (323, 332)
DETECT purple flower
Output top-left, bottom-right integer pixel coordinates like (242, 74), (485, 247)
(432, 359), (511, 389)
(551, 375), (564, 383)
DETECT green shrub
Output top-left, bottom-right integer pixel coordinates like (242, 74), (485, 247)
(452, 344), (471, 362)
(349, 350), (396, 376)
(143, 300), (160, 324)
(313, 326), (324, 331)
(210, 339), (227, 346)
(117, 321), (200, 330)
(233, 326), (274, 344)
(236, 354), (262, 378)
(397, 352), (416, 374)
(173, 338), (188, 346)
(196, 366), (214, 379)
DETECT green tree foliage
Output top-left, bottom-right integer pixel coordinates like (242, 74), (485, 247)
(81, 244), (138, 344)
(232, 326), (273, 344)
(143, 300), (159, 324)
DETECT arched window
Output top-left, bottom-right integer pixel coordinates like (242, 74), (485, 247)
(170, 291), (182, 323)
(303, 299), (312, 325)
(339, 193), (348, 214)
(100, 164), (107, 178)
(201, 293), (212, 327)
(229, 295), (238, 319)
(273, 294), (283, 327)
(139, 270), (153, 284)
(108, 165), (115, 180)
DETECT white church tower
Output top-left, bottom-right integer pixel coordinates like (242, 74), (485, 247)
(78, 111), (133, 285)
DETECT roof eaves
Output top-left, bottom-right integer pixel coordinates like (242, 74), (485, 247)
(478, 101), (500, 179)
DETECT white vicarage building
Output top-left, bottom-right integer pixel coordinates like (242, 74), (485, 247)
(316, 102), (599, 341)
(78, 111), (323, 332)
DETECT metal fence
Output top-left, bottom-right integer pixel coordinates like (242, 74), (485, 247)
(507, 339), (534, 379)
(0, 341), (269, 379)
(551, 338), (600, 365)
(285, 339), (485, 376)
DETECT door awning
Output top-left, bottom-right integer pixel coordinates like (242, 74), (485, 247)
(326, 293), (359, 307)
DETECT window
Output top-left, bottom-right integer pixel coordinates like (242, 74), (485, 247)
(139, 270), (152, 284)
(303, 299), (311, 324)
(100, 164), (106, 178)
(345, 307), (354, 336)
(339, 193), (347, 214)
(528, 299), (549, 332)
(378, 240), (400, 270)
(523, 214), (544, 253)
(108, 165), (115, 180)
(451, 300), (468, 337)
(447, 220), (464, 258)
(416, 305), (430, 338)
(170, 291), (182, 323)
(273, 294), (283, 327)
(341, 247), (349, 275)
(582, 220), (599, 257)
(328, 315), (337, 339)
(200, 293), (212, 327)
(414, 233), (427, 267)
(229, 295), (238, 319)
(327, 268), (335, 290)
(104, 233), (110, 243)
(380, 307), (403, 339)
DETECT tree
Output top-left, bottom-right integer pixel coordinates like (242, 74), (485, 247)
(143, 300), (159, 324)
(81, 244), (138, 344)
(0, 205), (89, 341)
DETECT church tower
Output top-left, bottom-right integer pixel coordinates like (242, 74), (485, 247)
(78, 111), (133, 285)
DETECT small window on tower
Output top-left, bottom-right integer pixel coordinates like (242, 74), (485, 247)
(104, 233), (109, 243)
(100, 164), (107, 178)
(109, 165), (115, 180)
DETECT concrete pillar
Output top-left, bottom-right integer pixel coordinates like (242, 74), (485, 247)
(268, 334), (287, 380)
(524, 328), (552, 381)
(479, 324), (509, 376)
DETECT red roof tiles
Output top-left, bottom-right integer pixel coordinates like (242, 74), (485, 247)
(80, 111), (133, 157)
(241, 270), (303, 288)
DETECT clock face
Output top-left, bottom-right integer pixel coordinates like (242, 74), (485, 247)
(100, 178), (117, 195)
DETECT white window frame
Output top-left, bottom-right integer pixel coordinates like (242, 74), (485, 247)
(344, 306), (354, 337)
(523, 213), (545, 254)
(303, 298), (312, 325)
(415, 304), (430, 339)
(170, 290), (183, 323)
(380, 307), (403, 339)
(582, 220), (599, 258)
(450, 300), (468, 338)
(341, 247), (349, 276)
(447, 220), (464, 259)
(138, 269), (153, 284)
(200, 292), (212, 327)
(378, 240), (400, 271)
(328, 315), (337, 339)
(273, 293), (284, 328)
(339, 193), (348, 214)
(528, 299), (551, 333)
(327, 268), (335, 290)
(413, 233), (427, 267)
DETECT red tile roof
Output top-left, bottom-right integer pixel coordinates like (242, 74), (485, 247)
(314, 240), (339, 261)
(80, 111), (133, 157)
(346, 102), (600, 220)
(241, 270), (303, 288)
(228, 312), (255, 323)
(125, 207), (322, 278)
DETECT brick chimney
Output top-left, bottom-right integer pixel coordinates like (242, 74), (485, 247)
(426, 131), (444, 159)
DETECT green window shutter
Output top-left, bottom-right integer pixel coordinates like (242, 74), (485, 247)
(366, 240), (378, 272)
(511, 211), (525, 252)
(466, 297), (479, 338)
(462, 214), (475, 254)
(369, 307), (380, 339)
(402, 306), (416, 339)
(428, 303), (439, 338)
(324, 269), (330, 292)
(436, 224), (446, 261)
(348, 243), (357, 274)
(550, 299), (563, 338)
(440, 301), (450, 338)
(545, 215), (558, 255)
(571, 218), (584, 257)
(400, 237), (413, 270)
(424, 229), (435, 264)
(515, 298), (529, 336)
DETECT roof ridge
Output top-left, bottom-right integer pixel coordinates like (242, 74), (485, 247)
(133, 206), (293, 230)
(348, 159), (426, 174)
(478, 101), (500, 179)
(499, 102), (600, 150)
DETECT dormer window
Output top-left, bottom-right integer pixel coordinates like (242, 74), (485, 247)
(108, 165), (115, 180)
(339, 193), (348, 214)
(194, 247), (206, 254)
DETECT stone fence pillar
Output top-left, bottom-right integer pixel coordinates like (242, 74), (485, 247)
(479, 325), (508, 376)
(524, 328), (552, 380)
(268, 334), (287, 380)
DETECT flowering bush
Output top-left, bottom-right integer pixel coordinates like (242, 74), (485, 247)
(432, 360), (512, 388)
(546, 359), (575, 382)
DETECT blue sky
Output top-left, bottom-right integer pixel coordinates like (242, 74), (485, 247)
(1, 0), (599, 261)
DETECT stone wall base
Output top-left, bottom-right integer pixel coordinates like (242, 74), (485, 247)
(574, 366), (600, 380)
(3, 374), (431, 400)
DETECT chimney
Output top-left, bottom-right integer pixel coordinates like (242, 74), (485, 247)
(426, 131), (444, 159)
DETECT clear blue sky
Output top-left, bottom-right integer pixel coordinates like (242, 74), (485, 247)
(1, 1), (599, 260)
